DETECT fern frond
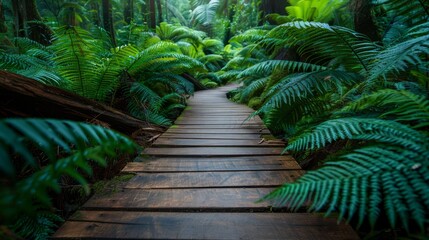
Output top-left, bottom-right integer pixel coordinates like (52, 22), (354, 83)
(265, 145), (429, 231)
(259, 70), (360, 111)
(238, 60), (327, 78)
(0, 118), (137, 177)
(229, 29), (269, 44)
(0, 118), (137, 224)
(52, 26), (103, 98)
(367, 23), (429, 84)
(287, 118), (429, 153)
(341, 89), (429, 129)
(221, 56), (262, 71)
(264, 21), (380, 71)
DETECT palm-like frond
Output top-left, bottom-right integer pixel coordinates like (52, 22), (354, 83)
(374, 0), (429, 26)
(191, 0), (220, 26)
(287, 118), (428, 153)
(367, 22), (429, 84)
(259, 70), (361, 112)
(238, 60), (328, 78)
(264, 21), (380, 72)
(265, 144), (428, 231)
(341, 89), (429, 129)
(52, 27), (103, 98)
(0, 118), (137, 223)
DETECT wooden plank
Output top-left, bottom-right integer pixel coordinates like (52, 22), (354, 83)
(174, 120), (261, 125)
(144, 147), (285, 157)
(171, 124), (265, 129)
(53, 211), (359, 240)
(122, 157), (301, 173)
(152, 138), (283, 147)
(159, 133), (269, 139)
(83, 188), (275, 210)
(165, 128), (270, 134)
(125, 170), (303, 189)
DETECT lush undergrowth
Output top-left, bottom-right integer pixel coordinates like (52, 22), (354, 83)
(1, 0), (428, 239)
(222, 0), (429, 238)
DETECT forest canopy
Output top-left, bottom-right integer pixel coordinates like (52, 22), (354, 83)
(0, 0), (428, 239)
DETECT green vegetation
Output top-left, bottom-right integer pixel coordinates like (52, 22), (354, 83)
(222, 0), (429, 237)
(0, 0), (427, 239)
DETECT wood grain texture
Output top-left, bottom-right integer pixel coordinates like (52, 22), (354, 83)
(152, 138), (283, 147)
(53, 211), (359, 240)
(122, 157), (300, 172)
(143, 147), (286, 156)
(165, 128), (270, 134)
(83, 188), (275, 210)
(159, 133), (267, 139)
(125, 170), (303, 189)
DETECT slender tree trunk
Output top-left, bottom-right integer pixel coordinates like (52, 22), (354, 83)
(0, 0), (12, 49)
(223, 0), (237, 45)
(11, 0), (26, 37)
(156, 0), (163, 24)
(124, 0), (134, 24)
(164, 0), (168, 22)
(350, 0), (380, 41)
(148, 0), (156, 29)
(25, 0), (53, 45)
(90, 2), (102, 26)
(258, 0), (287, 25)
(102, 0), (117, 46)
(0, 0), (7, 33)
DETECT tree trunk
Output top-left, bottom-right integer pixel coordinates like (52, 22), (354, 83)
(0, 71), (163, 136)
(156, 0), (163, 24)
(124, 0), (134, 24)
(258, 0), (287, 25)
(0, 0), (7, 33)
(223, 0), (237, 45)
(350, 0), (380, 41)
(148, 0), (156, 29)
(164, 0), (168, 22)
(90, 2), (102, 26)
(11, 0), (26, 37)
(25, 0), (53, 45)
(102, 0), (117, 47)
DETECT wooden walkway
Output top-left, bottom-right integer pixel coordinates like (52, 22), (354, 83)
(53, 85), (358, 239)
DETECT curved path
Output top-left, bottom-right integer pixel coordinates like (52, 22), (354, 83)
(53, 85), (358, 239)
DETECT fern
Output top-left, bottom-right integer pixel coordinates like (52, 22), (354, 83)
(287, 117), (428, 152)
(341, 89), (429, 129)
(238, 60), (328, 78)
(264, 21), (380, 71)
(265, 145), (429, 231)
(0, 118), (138, 238)
(11, 211), (63, 240)
(259, 70), (361, 112)
(52, 26), (103, 98)
(367, 22), (429, 84)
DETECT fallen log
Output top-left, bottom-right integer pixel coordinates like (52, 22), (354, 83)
(0, 71), (164, 137)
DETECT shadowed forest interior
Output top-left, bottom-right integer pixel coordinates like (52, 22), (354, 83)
(0, 0), (428, 239)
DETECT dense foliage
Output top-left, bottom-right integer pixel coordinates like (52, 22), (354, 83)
(222, 0), (429, 237)
(0, 0), (428, 239)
